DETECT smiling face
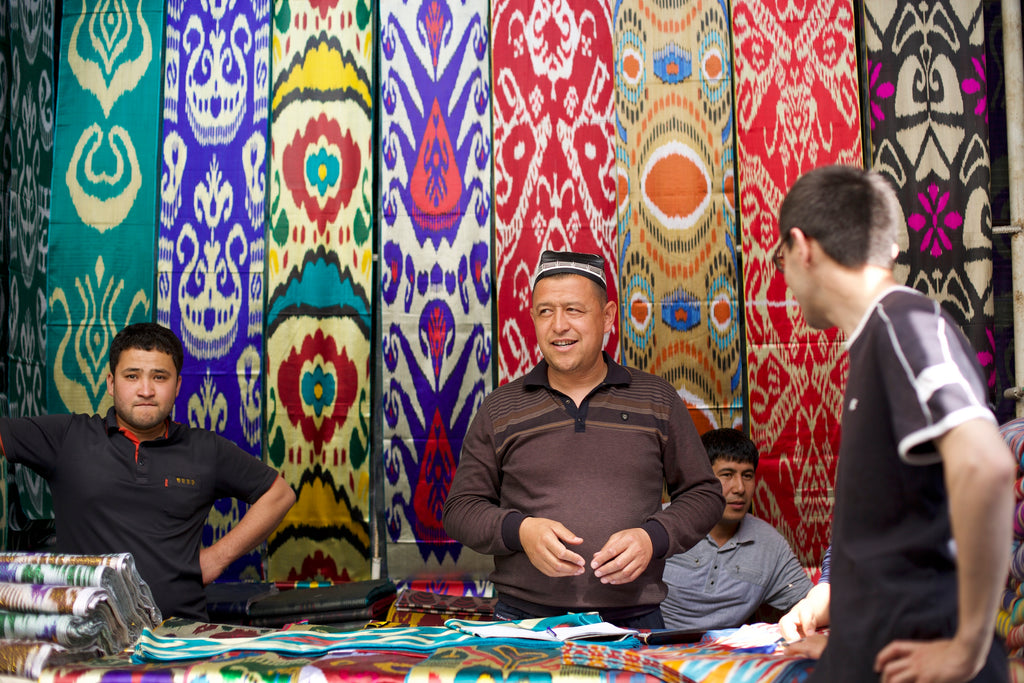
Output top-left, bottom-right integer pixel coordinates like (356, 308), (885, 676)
(530, 274), (616, 391)
(713, 458), (755, 526)
(106, 347), (182, 441)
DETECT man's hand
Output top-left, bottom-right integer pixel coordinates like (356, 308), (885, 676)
(519, 517), (586, 577)
(779, 582), (830, 641)
(782, 634), (828, 659)
(591, 528), (652, 584)
(875, 638), (982, 683)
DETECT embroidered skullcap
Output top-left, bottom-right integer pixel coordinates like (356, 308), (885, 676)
(533, 250), (607, 290)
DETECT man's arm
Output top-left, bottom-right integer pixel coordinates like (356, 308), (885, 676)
(200, 476), (295, 584)
(874, 418), (1015, 682)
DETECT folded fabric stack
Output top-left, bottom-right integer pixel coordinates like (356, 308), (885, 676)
(0, 552), (162, 680)
(386, 588), (496, 626)
(241, 579), (397, 628)
(998, 420), (1024, 655)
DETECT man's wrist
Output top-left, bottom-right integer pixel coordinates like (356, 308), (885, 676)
(502, 511), (526, 551)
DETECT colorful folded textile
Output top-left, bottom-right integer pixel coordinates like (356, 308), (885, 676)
(405, 644), (616, 683)
(0, 639), (101, 679)
(0, 553), (161, 632)
(134, 613), (637, 662)
(563, 637), (815, 682)
(391, 589), (496, 617)
(0, 584), (130, 646)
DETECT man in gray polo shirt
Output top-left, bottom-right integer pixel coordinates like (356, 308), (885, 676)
(661, 428), (811, 632)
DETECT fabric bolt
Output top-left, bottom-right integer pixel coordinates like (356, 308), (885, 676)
(393, 578), (493, 597)
(6, 0), (55, 521)
(38, 650), (187, 683)
(1000, 418), (1024, 469)
(405, 644), (612, 683)
(491, 0), (619, 384)
(46, 0), (164, 416)
(865, 1), (995, 410)
(0, 583), (132, 648)
(0, 553), (161, 638)
(378, 0), (494, 578)
(265, 0), (375, 583)
(391, 590), (496, 618)
(156, 0), (271, 583)
(0, 609), (111, 653)
(563, 638), (815, 683)
(133, 613), (633, 662)
(731, 0), (862, 572)
(614, 0), (741, 433)
(0, 640), (100, 680)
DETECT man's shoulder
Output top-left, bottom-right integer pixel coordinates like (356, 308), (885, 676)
(619, 365), (678, 397)
(737, 515), (792, 545)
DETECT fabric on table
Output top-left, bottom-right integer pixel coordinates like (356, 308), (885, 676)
(563, 638), (815, 683)
(491, 0), (619, 383)
(378, 0), (495, 580)
(731, 0), (862, 574)
(264, 0), (375, 584)
(405, 644), (618, 683)
(47, 0), (164, 417)
(0, 553), (161, 633)
(391, 589), (496, 617)
(38, 650), (186, 683)
(134, 613), (635, 662)
(614, 0), (741, 432)
(0, 584), (129, 651)
(156, 0), (271, 583)
(392, 579), (493, 598)
(0, 610), (108, 652)
(0, 639), (101, 679)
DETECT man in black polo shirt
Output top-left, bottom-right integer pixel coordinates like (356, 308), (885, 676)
(773, 165), (1013, 682)
(0, 322), (295, 620)
(443, 250), (724, 629)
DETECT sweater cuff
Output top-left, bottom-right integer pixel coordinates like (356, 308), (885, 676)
(502, 511), (526, 552)
(642, 519), (669, 559)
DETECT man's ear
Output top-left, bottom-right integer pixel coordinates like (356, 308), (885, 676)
(106, 373), (114, 397)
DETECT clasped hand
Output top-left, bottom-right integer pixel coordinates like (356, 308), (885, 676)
(519, 517), (652, 584)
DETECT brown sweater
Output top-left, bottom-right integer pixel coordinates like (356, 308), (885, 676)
(442, 356), (724, 616)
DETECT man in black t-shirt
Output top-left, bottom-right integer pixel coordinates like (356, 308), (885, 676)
(0, 323), (295, 620)
(773, 165), (1014, 682)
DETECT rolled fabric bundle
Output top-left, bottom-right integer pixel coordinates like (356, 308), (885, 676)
(0, 553), (159, 626)
(0, 639), (100, 678)
(999, 419), (1024, 470)
(0, 583), (107, 616)
(0, 554), (159, 639)
(1016, 476), (1024, 502)
(1008, 622), (1024, 652)
(0, 610), (108, 653)
(1011, 543), (1024, 584)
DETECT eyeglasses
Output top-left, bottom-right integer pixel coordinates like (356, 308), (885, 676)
(771, 240), (786, 273)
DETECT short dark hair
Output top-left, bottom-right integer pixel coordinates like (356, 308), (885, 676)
(701, 428), (759, 469)
(109, 323), (184, 375)
(778, 165), (901, 269)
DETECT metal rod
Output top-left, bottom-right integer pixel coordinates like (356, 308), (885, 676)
(1003, 0), (1024, 415)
